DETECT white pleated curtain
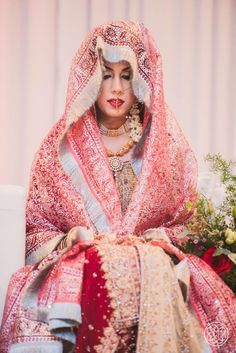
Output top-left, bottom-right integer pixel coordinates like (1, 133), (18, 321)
(1, 0), (236, 186)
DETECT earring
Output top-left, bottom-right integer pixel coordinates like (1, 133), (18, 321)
(129, 101), (140, 117)
(126, 101), (143, 143)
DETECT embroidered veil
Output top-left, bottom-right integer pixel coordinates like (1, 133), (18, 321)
(0, 21), (235, 353)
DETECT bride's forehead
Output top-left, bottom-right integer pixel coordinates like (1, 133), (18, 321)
(103, 59), (131, 70)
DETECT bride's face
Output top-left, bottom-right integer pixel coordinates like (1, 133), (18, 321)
(96, 60), (136, 125)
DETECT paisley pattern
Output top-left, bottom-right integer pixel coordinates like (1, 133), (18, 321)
(114, 161), (137, 214)
(0, 21), (236, 353)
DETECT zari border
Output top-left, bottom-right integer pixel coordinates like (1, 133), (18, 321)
(59, 136), (111, 233)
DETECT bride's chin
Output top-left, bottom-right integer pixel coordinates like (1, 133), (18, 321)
(99, 114), (127, 127)
(111, 110), (130, 119)
(103, 110), (127, 120)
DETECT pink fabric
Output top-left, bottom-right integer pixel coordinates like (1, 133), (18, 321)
(0, 21), (235, 353)
(24, 22), (197, 261)
(151, 240), (236, 352)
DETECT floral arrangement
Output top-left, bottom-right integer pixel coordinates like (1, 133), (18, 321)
(178, 154), (236, 294)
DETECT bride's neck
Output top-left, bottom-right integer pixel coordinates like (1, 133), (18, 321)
(95, 107), (126, 129)
(99, 117), (126, 129)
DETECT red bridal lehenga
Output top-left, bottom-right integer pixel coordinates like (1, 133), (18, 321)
(0, 21), (235, 353)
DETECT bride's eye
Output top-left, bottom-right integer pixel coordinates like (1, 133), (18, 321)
(103, 72), (112, 80)
(122, 74), (131, 80)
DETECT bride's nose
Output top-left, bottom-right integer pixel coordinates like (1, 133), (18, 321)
(111, 76), (123, 96)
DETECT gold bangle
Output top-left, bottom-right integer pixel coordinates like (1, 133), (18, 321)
(57, 237), (67, 250)
(66, 226), (78, 248)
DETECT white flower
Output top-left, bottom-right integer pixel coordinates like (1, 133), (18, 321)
(130, 128), (142, 142)
(128, 118), (142, 142)
(224, 215), (234, 227)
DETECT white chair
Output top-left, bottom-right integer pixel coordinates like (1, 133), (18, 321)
(0, 185), (26, 323)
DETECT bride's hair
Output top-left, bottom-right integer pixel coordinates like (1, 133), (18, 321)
(132, 108), (151, 159)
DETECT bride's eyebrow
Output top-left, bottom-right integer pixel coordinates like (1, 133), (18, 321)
(103, 65), (131, 72)
(104, 64), (113, 71)
(122, 66), (131, 72)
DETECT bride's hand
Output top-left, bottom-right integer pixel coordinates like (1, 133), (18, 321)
(66, 226), (94, 247)
(142, 228), (171, 243)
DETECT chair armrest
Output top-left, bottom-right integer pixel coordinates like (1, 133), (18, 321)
(0, 185), (26, 323)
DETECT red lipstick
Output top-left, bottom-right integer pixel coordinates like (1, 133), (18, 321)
(107, 99), (124, 108)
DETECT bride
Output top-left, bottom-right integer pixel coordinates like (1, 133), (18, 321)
(0, 21), (235, 353)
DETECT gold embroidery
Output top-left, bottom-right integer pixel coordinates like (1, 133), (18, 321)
(136, 244), (204, 353)
(93, 240), (205, 353)
(13, 314), (58, 344)
(114, 161), (137, 213)
(94, 325), (119, 353)
(94, 244), (140, 353)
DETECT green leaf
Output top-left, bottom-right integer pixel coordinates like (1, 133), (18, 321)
(232, 205), (236, 219)
(213, 247), (231, 256)
(185, 201), (193, 211)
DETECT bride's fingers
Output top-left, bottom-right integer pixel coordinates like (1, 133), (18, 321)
(70, 226), (94, 244)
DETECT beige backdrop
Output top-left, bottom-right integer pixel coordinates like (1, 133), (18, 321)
(1, 0), (236, 187)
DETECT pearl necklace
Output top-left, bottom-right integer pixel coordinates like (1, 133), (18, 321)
(99, 121), (130, 137)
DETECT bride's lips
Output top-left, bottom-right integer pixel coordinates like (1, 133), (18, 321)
(107, 99), (125, 108)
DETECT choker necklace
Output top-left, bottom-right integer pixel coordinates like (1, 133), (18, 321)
(99, 121), (130, 137)
(106, 138), (135, 174)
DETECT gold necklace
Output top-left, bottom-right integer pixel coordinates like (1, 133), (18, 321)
(106, 138), (134, 157)
(106, 138), (135, 173)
